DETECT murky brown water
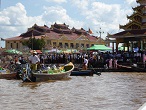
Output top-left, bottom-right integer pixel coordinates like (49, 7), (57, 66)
(0, 72), (146, 110)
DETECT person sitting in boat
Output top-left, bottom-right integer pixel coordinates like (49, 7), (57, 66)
(83, 56), (88, 70)
(28, 51), (40, 71)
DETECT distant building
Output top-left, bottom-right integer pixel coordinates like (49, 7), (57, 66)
(107, 0), (146, 52)
(5, 23), (105, 51)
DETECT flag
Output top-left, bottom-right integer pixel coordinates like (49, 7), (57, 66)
(88, 28), (93, 34)
(1, 38), (5, 41)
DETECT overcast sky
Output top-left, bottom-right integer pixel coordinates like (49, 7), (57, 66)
(0, 0), (137, 47)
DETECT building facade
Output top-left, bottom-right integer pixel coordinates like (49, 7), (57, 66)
(107, 0), (146, 52)
(5, 23), (105, 51)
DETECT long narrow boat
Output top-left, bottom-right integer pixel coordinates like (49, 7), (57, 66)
(71, 70), (94, 76)
(71, 69), (101, 76)
(130, 65), (146, 72)
(23, 62), (74, 82)
(0, 70), (17, 80)
(71, 64), (101, 76)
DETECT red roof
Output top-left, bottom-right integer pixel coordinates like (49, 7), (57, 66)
(5, 23), (98, 42)
(5, 36), (23, 41)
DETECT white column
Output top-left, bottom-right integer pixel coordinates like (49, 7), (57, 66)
(141, 40), (143, 51)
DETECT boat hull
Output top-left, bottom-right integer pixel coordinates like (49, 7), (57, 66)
(71, 70), (93, 76)
(33, 71), (71, 81)
(31, 62), (74, 82)
(0, 73), (17, 79)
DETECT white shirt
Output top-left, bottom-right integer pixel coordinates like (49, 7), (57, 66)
(84, 58), (88, 66)
(29, 55), (40, 64)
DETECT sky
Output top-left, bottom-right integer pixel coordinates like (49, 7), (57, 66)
(0, 0), (138, 47)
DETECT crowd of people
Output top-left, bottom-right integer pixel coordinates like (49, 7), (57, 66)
(0, 50), (146, 71)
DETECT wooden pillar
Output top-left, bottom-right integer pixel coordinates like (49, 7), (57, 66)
(129, 42), (132, 51)
(123, 43), (125, 51)
(112, 42), (114, 53)
(131, 42), (133, 52)
(116, 42), (119, 52)
(141, 40), (143, 51)
(127, 42), (129, 52)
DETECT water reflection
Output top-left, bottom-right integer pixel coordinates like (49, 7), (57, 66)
(19, 77), (72, 89)
(0, 72), (146, 110)
(19, 82), (41, 89)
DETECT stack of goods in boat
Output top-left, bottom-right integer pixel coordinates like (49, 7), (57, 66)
(0, 66), (7, 73)
(41, 65), (66, 74)
(0, 66), (17, 79)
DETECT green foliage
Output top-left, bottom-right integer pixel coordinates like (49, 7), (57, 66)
(22, 37), (46, 50)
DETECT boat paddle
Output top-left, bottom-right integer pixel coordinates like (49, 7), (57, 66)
(23, 63), (32, 82)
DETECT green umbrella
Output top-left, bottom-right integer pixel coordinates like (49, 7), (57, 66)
(87, 45), (112, 51)
(4, 49), (22, 54)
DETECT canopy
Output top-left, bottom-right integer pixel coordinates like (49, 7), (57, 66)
(44, 49), (61, 53)
(3, 49), (23, 54)
(30, 50), (42, 54)
(87, 45), (112, 51)
(60, 49), (79, 53)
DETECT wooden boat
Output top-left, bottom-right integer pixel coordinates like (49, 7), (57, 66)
(71, 69), (101, 76)
(130, 63), (146, 72)
(117, 63), (146, 72)
(0, 70), (17, 80)
(23, 62), (74, 82)
(71, 65), (101, 76)
(71, 70), (93, 76)
(116, 64), (134, 72)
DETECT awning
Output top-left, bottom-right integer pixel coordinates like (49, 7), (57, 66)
(87, 45), (112, 51)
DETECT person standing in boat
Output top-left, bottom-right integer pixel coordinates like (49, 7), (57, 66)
(109, 58), (113, 69)
(113, 58), (118, 69)
(14, 56), (18, 64)
(28, 51), (40, 71)
(83, 56), (88, 70)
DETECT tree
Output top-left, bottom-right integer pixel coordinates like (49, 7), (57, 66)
(22, 37), (46, 50)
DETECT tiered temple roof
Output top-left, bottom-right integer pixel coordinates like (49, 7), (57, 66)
(109, 0), (146, 38)
(5, 23), (98, 42)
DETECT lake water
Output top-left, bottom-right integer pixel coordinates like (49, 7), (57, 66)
(0, 72), (146, 110)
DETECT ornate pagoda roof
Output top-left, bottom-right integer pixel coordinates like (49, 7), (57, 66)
(5, 23), (98, 42)
(136, 0), (146, 5)
(52, 22), (69, 29)
(20, 29), (44, 37)
(132, 5), (146, 12)
(108, 0), (146, 39)
(27, 24), (51, 34)
(127, 11), (142, 19)
(119, 0), (146, 31)
(53, 27), (72, 34)
(50, 23), (72, 34)
(73, 28), (87, 35)
(120, 20), (141, 30)
(108, 29), (146, 38)
(136, 0), (143, 3)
